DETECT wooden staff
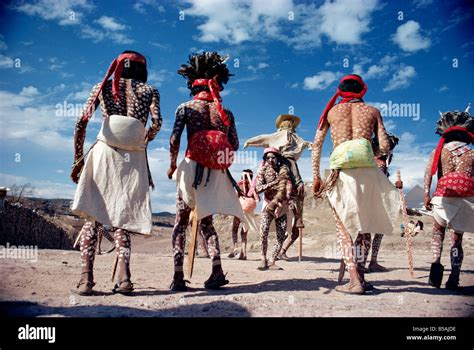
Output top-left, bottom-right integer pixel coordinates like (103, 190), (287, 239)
(397, 170), (415, 278)
(186, 208), (200, 280)
(298, 227), (303, 262)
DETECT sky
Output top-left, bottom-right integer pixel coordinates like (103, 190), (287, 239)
(0, 0), (473, 213)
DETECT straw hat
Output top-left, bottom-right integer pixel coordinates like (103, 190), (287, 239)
(275, 114), (301, 129)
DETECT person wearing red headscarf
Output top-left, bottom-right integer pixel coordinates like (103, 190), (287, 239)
(424, 107), (474, 291)
(71, 51), (162, 296)
(312, 74), (401, 295)
(168, 52), (245, 291)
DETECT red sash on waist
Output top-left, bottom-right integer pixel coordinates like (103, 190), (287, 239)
(433, 172), (474, 197)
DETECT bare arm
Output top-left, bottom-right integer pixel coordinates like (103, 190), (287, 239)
(424, 150), (436, 196)
(374, 109), (390, 156)
(255, 167), (279, 194)
(169, 105), (186, 167)
(226, 109), (239, 151)
(146, 87), (163, 142)
(311, 120), (329, 180)
(73, 83), (100, 161)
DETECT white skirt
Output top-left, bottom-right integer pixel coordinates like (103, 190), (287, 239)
(71, 115), (152, 234)
(175, 157), (247, 229)
(431, 196), (474, 233)
(327, 167), (401, 236)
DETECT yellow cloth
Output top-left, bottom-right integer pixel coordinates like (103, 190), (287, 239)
(329, 138), (376, 170)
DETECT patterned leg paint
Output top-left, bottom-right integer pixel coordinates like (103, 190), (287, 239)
(200, 216), (222, 272)
(431, 222), (446, 264)
(259, 211), (273, 259)
(172, 196), (192, 273)
(79, 221), (98, 277)
(271, 215), (288, 261)
(370, 233), (383, 263)
(114, 228), (131, 283)
(354, 233), (371, 268)
(447, 231), (464, 288)
(332, 208), (356, 272)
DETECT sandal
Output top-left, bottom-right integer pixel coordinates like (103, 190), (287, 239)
(335, 281), (365, 295)
(169, 278), (190, 292)
(74, 280), (95, 296)
(112, 280), (134, 295)
(204, 272), (229, 290)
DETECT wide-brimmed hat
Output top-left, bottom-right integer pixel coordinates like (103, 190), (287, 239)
(275, 114), (301, 129)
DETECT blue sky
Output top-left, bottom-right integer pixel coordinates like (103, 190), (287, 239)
(0, 0), (473, 212)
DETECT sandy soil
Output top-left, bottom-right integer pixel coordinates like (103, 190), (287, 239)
(1, 228), (473, 317)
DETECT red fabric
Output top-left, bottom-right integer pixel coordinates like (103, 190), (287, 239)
(82, 53), (147, 121)
(433, 172), (474, 197)
(186, 130), (234, 169)
(192, 77), (230, 127)
(317, 74), (367, 130)
(430, 126), (474, 176)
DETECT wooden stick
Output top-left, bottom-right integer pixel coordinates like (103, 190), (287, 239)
(298, 227), (303, 262)
(111, 254), (118, 283)
(73, 231), (82, 248)
(397, 170), (415, 278)
(337, 258), (346, 283)
(186, 209), (199, 280)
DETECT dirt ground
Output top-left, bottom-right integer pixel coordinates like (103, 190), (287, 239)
(1, 227), (473, 317)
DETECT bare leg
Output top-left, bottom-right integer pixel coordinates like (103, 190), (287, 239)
(229, 217), (241, 258)
(201, 216), (229, 289)
(446, 230), (464, 290)
(112, 228), (133, 293)
(269, 214), (287, 269)
(239, 228), (248, 260)
(332, 208), (364, 294)
(258, 211), (273, 270)
(431, 222), (446, 264)
(368, 233), (387, 272)
(170, 196), (192, 290)
(77, 221), (98, 294)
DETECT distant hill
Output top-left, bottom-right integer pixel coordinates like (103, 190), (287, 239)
(152, 212), (175, 217)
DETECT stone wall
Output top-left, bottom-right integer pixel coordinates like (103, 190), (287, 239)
(0, 202), (75, 249)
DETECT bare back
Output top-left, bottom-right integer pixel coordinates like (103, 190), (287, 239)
(327, 102), (386, 149)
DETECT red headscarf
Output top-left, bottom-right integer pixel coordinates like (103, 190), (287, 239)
(430, 126), (474, 176)
(192, 76), (230, 127)
(82, 52), (147, 121)
(317, 74), (367, 130)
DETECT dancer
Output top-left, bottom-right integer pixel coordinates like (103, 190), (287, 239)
(168, 52), (246, 291)
(425, 106), (473, 290)
(71, 51), (162, 295)
(312, 74), (400, 294)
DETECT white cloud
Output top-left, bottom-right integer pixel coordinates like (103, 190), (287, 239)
(303, 71), (339, 90)
(388, 132), (433, 190)
(133, 0), (165, 14)
(184, 0), (292, 44)
(383, 65), (416, 92)
(19, 86), (40, 97)
(80, 24), (134, 44)
(413, 0), (433, 8)
(96, 16), (127, 31)
(13, 0), (94, 25)
(248, 62), (269, 73)
(437, 85), (449, 93)
(0, 54), (14, 68)
(0, 35), (7, 50)
(291, 0), (379, 49)
(148, 69), (173, 87)
(393, 20), (431, 53)
(0, 89), (73, 151)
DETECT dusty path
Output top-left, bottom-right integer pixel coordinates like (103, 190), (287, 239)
(1, 232), (473, 317)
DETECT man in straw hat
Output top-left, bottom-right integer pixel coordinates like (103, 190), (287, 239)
(424, 105), (473, 290)
(312, 74), (401, 295)
(168, 52), (246, 291)
(244, 114), (311, 260)
(71, 50), (162, 296)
